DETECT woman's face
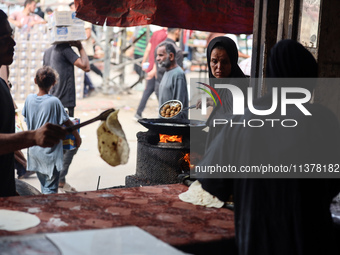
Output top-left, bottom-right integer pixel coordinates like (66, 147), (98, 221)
(210, 48), (231, 78)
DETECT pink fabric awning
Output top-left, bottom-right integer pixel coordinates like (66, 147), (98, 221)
(74, 0), (254, 34)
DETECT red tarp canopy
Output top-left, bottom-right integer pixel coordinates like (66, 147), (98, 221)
(74, 0), (254, 34)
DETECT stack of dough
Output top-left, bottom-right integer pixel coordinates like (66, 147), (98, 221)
(179, 180), (224, 208)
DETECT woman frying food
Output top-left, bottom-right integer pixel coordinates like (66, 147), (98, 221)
(196, 36), (248, 148)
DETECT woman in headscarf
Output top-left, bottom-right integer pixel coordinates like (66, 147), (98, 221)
(197, 36), (248, 148)
(198, 40), (340, 255)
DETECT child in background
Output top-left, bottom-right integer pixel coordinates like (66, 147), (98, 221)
(22, 66), (81, 194)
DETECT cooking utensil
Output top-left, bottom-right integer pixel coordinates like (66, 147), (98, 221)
(138, 118), (206, 135)
(65, 108), (115, 133)
(182, 104), (197, 111)
(159, 100), (183, 119)
(159, 100), (196, 119)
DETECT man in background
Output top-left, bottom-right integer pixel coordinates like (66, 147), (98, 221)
(43, 41), (89, 192)
(8, 0), (46, 32)
(134, 27), (167, 119)
(156, 42), (188, 119)
(154, 28), (183, 99)
(135, 28), (183, 120)
(83, 21), (103, 79)
(70, 1), (101, 97)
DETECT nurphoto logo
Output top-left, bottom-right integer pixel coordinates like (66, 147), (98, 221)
(196, 81), (312, 128)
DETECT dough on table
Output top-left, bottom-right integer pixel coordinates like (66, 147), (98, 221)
(0, 209), (40, 231)
(179, 180), (224, 208)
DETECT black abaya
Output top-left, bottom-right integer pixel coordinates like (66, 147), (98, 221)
(198, 40), (340, 255)
(204, 36), (249, 148)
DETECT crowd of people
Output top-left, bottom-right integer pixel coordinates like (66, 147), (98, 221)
(1, 2), (340, 254)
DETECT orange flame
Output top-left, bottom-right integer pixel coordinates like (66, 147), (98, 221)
(159, 134), (182, 143)
(183, 153), (194, 168)
(184, 153), (190, 164)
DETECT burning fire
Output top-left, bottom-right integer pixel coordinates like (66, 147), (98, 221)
(159, 134), (182, 143)
(183, 153), (194, 169)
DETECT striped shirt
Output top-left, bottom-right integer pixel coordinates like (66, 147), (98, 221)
(134, 27), (152, 56)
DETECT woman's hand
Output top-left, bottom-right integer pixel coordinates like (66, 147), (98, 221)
(196, 98), (214, 109)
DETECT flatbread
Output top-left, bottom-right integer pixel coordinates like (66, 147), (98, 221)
(97, 110), (129, 166)
(0, 209), (40, 231)
(178, 180), (224, 208)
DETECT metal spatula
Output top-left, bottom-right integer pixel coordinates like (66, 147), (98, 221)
(65, 108), (115, 133)
(181, 104), (197, 111)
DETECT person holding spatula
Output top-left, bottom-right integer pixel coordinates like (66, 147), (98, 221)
(0, 10), (66, 197)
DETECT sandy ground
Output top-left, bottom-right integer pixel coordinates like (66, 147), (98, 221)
(17, 66), (206, 193)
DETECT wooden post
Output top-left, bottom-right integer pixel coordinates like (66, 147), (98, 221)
(250, 0), (280, 97)
(313, 0), (340, 119)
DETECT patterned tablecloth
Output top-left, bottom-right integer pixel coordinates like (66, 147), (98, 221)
(0, 184), (235, 249)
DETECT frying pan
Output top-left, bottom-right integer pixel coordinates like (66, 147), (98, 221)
(138, 118), (206, 135)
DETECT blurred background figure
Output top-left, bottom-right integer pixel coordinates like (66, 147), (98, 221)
(34, 3), (44, 19)
(135, 27), (167, 120)
(44, 7), (53, 22)
(132, 25), (151, 79)
(82, 21), (97, 97)
(69, 1), (76, 11)
(8, 0), (46, 33)
(205, 32), (250, 59)
(239, 57), (252, 76)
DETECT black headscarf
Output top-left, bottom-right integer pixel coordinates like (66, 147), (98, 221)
(205, 36), (248, 148)
(266, 39), (317, 79)
(265, 39), (318, 98)
(206, 36), (246, 79)
(199, 39), (340, 255)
